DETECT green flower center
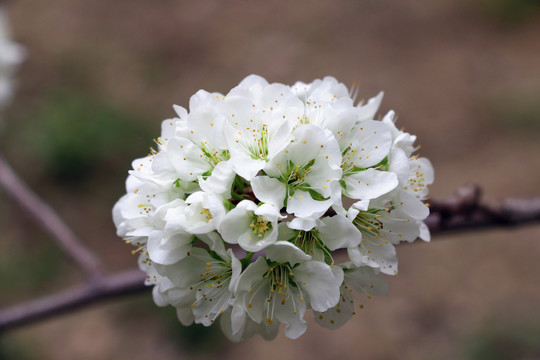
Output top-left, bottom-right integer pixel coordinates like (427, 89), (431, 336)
(200, 141), (230, 167)
(289, 230), (333, 264)
(249, 215), (272, 238)
(248, 125), (270, 161)
(352, 209), (389, 238)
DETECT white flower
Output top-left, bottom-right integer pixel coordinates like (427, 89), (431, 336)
(162, 246), (241, 326)
(346, 190), (429, 275)
(381, 111), (417, 157)
(222, 76), (303, 180)
(252, 124), (342, 219)
(235, 246), (342, 339)
(219, 200), (284, 252)
(280, 215), (362, 262)
(340, 120), (398, 200)
(169, 191), (226, 234)
(291, 76), (350, 103)
(314, 264), (388, 330)
(113, 175), (186, 248)
(113, 74), (434, 341)
(220, 301), (279, 342)
(404, 156), (435, 200)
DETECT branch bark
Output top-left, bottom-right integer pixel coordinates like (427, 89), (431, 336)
(426, 183), (540, 234)
(0, 154), (104, 280)
(0, 269), (146, 332)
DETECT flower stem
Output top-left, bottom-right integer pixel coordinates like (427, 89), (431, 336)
(241, 252), (255, 269)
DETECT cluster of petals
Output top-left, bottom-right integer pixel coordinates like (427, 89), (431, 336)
(113, 74), (434, 341)
(0, 6), (24, 109)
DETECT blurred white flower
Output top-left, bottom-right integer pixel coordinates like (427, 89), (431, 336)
(0, 6), (24, 109)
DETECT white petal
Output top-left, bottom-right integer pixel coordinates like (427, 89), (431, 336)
(288, 217), (317, 231)
(313, 286), (354, 330)
(229, 155), (266, 180)
(198, 231), (227, 256)
(397, 190), (429, 220)
(218, 200), (255, 245)
(164, 248), (208, 287)
(267, 118), (294, 158)
(230, 301), (247, 337)
(152, 285), (169, 307)
(228, 250), (243, 292)
(198, 161), (236, 197)
(350, 120), (393, 168)
(254, 203), (285, 222)
(295, 261), (341, 312)
(251, 176), (286, 209)
(147, 230), (193, 265)
(237, 257), (270, 323)
(419, 221), (431, 242)
(388, 148), (410, 187)
(274, 286), (307, 339)
(220, 308), (244, 343)
(277, 222), (297, 241)
(345, 266), (389, 296)
(357, 91), (384, 122)
(349, 240), (399, 276)
(318, 215), (362, 250)
(237, 74), (269, 89)
(166, 286), (196, 307)
(154, 136), (210, 182)
(344, 168), (398, 200)
(286, 189), (333, 219)
(265, 241), (311, 265)
(238, 228), (278, 252)
(176, 307), (194, 326)
(289, 125), (342, 172)
(173, 104), (188, 119)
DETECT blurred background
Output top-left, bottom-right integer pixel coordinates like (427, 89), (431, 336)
(1, 0), (540, 359)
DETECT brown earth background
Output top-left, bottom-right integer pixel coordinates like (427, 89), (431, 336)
(1, 1), (539, 359)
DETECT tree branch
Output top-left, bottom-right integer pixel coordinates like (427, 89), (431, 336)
(426, 183), (540, 234)
(0, 154), (104, 280)
(0, 269), (147, 332)
(0, 166), (539, 333)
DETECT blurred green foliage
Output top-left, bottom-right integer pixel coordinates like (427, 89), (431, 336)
(483, 0), (540, 24)
(0, 238), (65, 299)
(462, 317), (540, 360)
(21, 88), (151, 185)
(489, 91), (540, 135)
(156, 305), (226, 354)
(113, 295), (226, 355)
(0, 337), (35, 360)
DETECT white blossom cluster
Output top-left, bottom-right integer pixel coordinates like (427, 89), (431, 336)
(0, 6), (24, 109)
(113, 75), (434, 341)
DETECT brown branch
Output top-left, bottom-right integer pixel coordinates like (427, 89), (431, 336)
(0, 154), (104, 280)
(426, 183), (540, 234)
(0, 269), (147, 332)
(0, 179), (539, 333)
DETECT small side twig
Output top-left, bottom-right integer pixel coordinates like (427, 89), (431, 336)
(0, 154), (104, 280)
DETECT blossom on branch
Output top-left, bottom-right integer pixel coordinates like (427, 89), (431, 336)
(113, 75), (434, 341)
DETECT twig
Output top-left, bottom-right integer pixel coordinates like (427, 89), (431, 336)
(0, 154), (104, 280)
(0, 269), (147, 332)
